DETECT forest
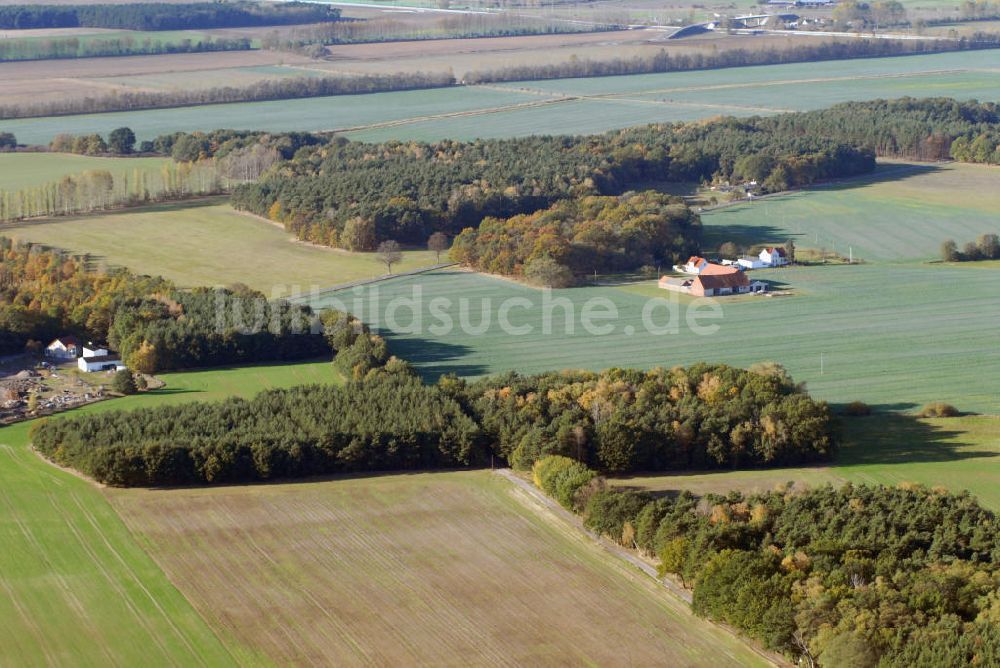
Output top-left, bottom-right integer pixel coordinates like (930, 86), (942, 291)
(32, 373), (484, 486)
(533, 456), (1000, 668)
(0, 237), (167, 355)
(0, 239), (326, 369)
(449, 192), (701, 284)
(0, 71), (455, 120)
(32, 359), (835, 485)
(107, 287), (328, 373)
(462, 37), (1000, 84)
(0, 34), (251, 62)
(0, 2), (339, 31)
(232, 122), (874, 250)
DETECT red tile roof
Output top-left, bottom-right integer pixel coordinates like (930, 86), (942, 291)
(700, 263), (740, 276)
(696, 271), (750, 290)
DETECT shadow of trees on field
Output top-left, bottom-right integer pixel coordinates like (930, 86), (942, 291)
(379, 335), (488, 380)
(836, 406), (996, 467)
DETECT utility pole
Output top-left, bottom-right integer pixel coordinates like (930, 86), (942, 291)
(849, 246), (853, 264)
(820, 352), (825, 375)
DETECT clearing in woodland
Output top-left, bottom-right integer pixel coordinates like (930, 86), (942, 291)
(612, 414), (1000, 512)
(106, 469), (771, 667)
(3, 200), (439, 295)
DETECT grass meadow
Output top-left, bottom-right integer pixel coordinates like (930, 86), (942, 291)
(4, 49), (1000, 144)
(0, 359), (338, 665)
(105, 469), (770, 667)
(3, 201), (439, 295)
(701, 161), (1000, 262)
(0, 152), (169, 191)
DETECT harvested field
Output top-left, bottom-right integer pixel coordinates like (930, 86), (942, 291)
(3, 200), (440, 295)
(0, 49), (315, 110)
(106, 470), (770, 666)
(306, 29), (825, 78)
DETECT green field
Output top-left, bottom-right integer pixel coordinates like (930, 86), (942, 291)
(2, 29), (213, 46)
(0, 152), (169, 191)
(4, 49), (1000, 144)
(0, 359), (338, 666)
(302, 263), (1000, 414)
(702, 161), (1000, 262)
(3, 201), (440, 295)
(614, 414), (1000, 511)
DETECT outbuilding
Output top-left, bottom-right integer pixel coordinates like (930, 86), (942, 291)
(45, 336), (81, 360)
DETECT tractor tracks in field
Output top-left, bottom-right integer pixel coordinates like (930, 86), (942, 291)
(495, 468), (791, 668)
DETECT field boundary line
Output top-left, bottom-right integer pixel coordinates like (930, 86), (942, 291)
(291, 262), (458, 300)
(328, 95), (575, 133)
(494, 468), (791, 668)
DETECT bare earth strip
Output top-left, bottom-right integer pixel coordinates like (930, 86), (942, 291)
(107, 470), (772, 667)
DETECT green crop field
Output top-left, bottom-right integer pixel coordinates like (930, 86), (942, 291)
(3, 201), (440, 295)
(702, 161), (1000, 262)
(0, 152), (169, 191)
(2, 29), (213, 46)
(613, 414), (1000, 511)
(106, 469), (770, 666)
(302, 263), (1000, 414)
(0, 359), (338, 665)
(4, 49), (1000, 144)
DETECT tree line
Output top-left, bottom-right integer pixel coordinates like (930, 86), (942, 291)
(0, 34), (251, 62)
(0, 239), (326, 369)
(461, 37), (1000, 84)
(449, 191), (701, 285)
(232, 121), (875, 251)
(0, 2), (339, 31)
(0, 162), (226, 222)
(532, 455), (999, 667)
(32, 359), (836, 486)
(0, 71), (455, 120)
(261, 14), (617, 57)
(941, 233), (1000, 262)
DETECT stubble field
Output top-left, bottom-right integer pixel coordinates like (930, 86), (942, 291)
(106, 469), (770, 667)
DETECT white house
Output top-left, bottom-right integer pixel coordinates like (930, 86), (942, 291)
(78, 353), (124, 373)
(738, 247), (790, 270)
(737, 256), (767, 270)
(674, 256), (710, 274)
(77, 343), (124, 372)
(81, 344), (108, 358)
(760, 247), (789, 266)
(45, 336), (81, 360)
